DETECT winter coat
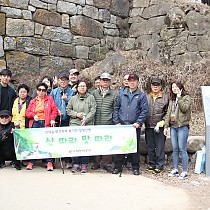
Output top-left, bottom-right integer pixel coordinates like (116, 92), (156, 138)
(113, 88), (148, 126)
(25, 95), (58, 128)
(66, 93), (96, 126)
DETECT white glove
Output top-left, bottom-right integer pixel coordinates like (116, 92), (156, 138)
(50, 120), (56, 127)
(154, 124), (160, 133)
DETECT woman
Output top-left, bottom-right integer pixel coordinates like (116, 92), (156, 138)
(164, 81), (191, 180)
(25, 82), (58, 171)
(66, 80), (96, 173)
(12, 84), (32, 129)
(32, 76), (53, 98)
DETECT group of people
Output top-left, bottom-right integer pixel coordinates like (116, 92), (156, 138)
(0, 67), (191, 179)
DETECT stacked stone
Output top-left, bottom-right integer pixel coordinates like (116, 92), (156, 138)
(0, 0), (132, 77)
(0, 0), (210, 79)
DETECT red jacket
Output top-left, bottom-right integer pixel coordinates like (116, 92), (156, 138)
(26, 95), (58, 128)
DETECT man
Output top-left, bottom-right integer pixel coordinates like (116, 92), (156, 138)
(112, 73), (148, 175)
(145, 78), (169, 174)
(0, 110), (21, 170)
(50, 72), (75, 169)
(92, 72), (117, 172)
(0, 69), (16, 112)
(68, 68), (80, 91)
(94, 75), (101, 90)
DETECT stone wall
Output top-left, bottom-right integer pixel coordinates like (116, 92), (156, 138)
(0, 0), (210, 80)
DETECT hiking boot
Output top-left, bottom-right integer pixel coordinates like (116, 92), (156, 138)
(47, 162), (53, 171)
(26, 162), (33, 170)
(81, 164), (88, 173)
(168, 169), (179, 177)
(179, 172), (188, 180)
(125, 162), (132, 170)
(133, 169), (140, 176)
(153, 168), (163, 174)
(112, 168), (121, 174)
(71, 164), (80, 173)
(66, 162), (73, 169)
(146, 165), (155, 173)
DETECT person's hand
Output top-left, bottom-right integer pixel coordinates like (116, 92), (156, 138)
(34, 115), (39, 121)
(50, 120), (56, 127)
(133, 123), (141, 128)
(164, 128), (168, 136)
(58, 110), (63, 116)
(81, 120), (86, 126)
(76, 112), (83, 119)
(14, 120), (20, 128)
(62, 93), (68, 101)
(116, 123), (121, 125)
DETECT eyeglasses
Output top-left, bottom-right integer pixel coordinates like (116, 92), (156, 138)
(37, 88), (46, 92)
(78, 85), (86, 88)
(0, 115), (10, 119)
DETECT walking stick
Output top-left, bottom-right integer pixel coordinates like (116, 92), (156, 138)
(60, 157), (64, 174)
(119, 154), (128, 177)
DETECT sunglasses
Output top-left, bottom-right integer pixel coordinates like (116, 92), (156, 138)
(0, 115), (10, 119)
(37, 88), (46, 92)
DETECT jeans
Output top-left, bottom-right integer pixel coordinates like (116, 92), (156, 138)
(170, 126), (189, 172)
(29, 120), (53, 164)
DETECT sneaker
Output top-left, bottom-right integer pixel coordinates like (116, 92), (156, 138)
(81, 164), (88, 173)
(12, 162), (21, 170)
(146, 165), (155, 173)
(103, 165), (113, 173)
(91, 164), (100, 170)
(179, 172), (188, 180)
(26, 162), (33, 170)
(47, 162), (53, 171)
(71, 164), (80, 173)
(66, 162), (73, 169)
(153, 168), (163, 174)
(168, 169), (179, 177)
(125, 162), (132, 170)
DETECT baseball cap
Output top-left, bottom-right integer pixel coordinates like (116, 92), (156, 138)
(58, 72), (69, 79)
(128, 74), (139, 81)
(100, 72), (111, 80)
(0, 110), (12, 117)
(69, 69), (79, 75)
(151, 78), (162, 85)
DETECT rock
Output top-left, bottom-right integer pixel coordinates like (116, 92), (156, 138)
(16, 37), (50, 55)
(96, 52), (126, 73)
(64, 0), (85, 6)
(1, 7), (22, 18)
(50, 41), (76, 57)
(165, 7), (186, 29)
(9, 0), (29, 9)
(116, 17), (129, 38)
(70, 15), (103, 38)
(93, 0), (111, 9)
(186, 11), (210, 35)
(0, 60), (6, 70)
(40, 56), (74, 73)
(48, 3), (57, 12)
(89, 45), (108, 61)
(57, 1), (77, 15)
(61, 14), (70, 28)
(98, 9), (111, 22)
(0, 36), (4, 57)
(33, 9), (61, 27)
(72, 36), (100, 47)
(110, 0), (129, 18)
(0, 13), (6, 35)
(42, 26), (72, 43)
(133, 0), (150, 8)
(187, 136), (205, 153)
(41, 0), (57, 3)
(6, 52), (40, 76)
(83, 5), (98, 20)
(22, 10), (32, 20)
(4, 37), (16, 50)
(6, 18), (34, 36)
(76, 46), (89, 59)
(35, 23), (44, 35)
(30, 0), (47, 9)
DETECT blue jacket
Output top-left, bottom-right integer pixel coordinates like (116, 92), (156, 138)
(113, 88), (148, 126)
(50, 87), (75, 121)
